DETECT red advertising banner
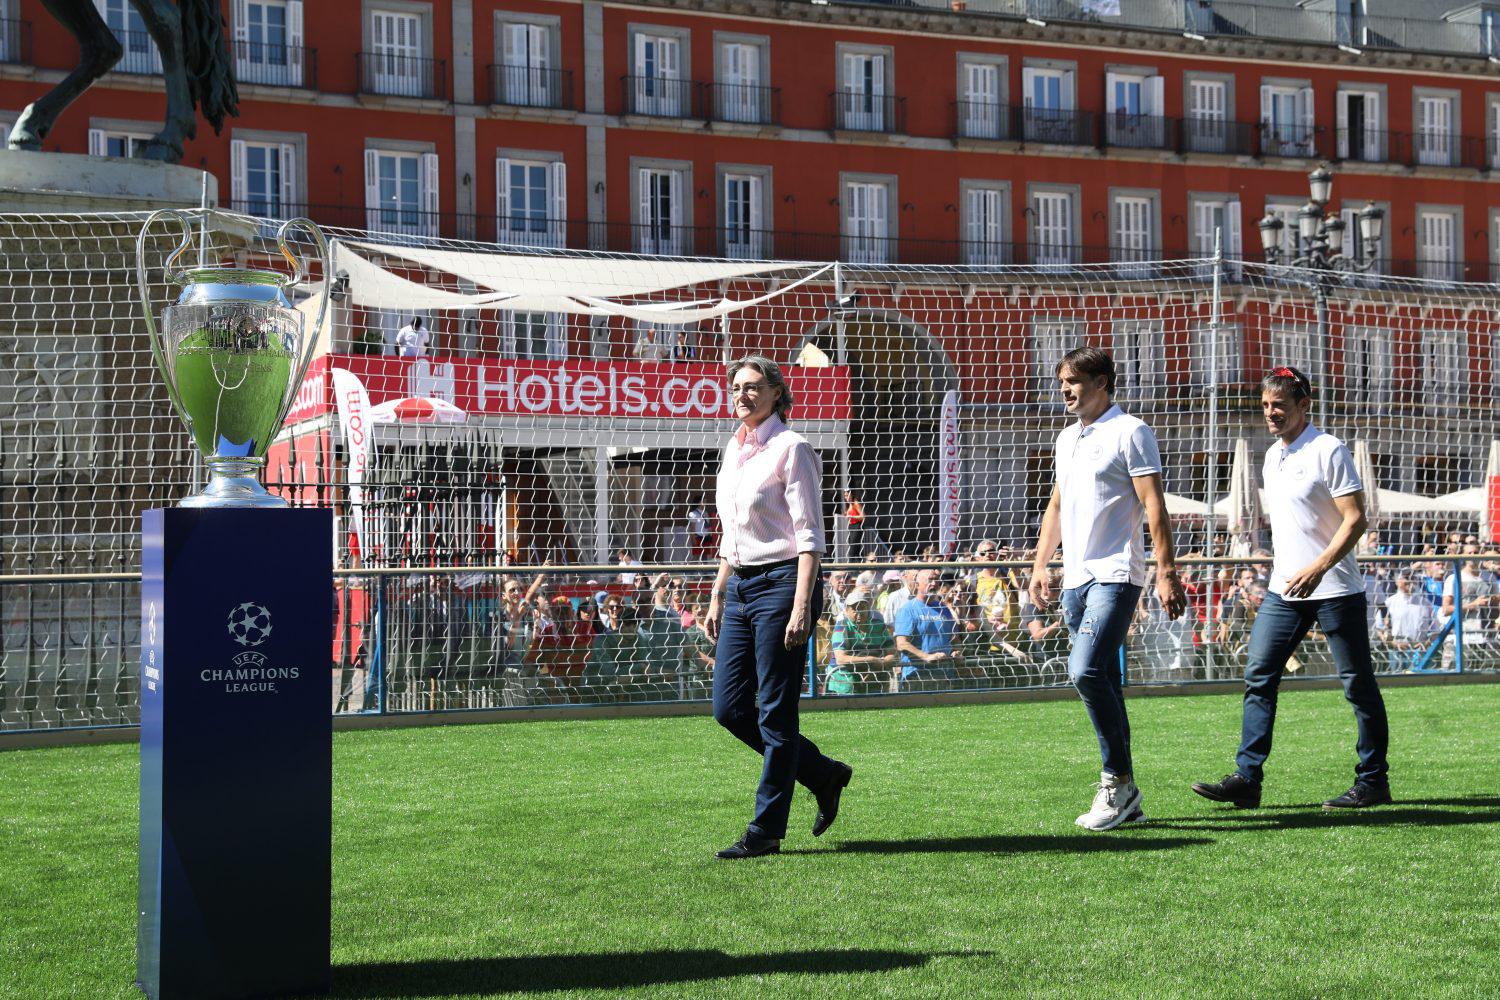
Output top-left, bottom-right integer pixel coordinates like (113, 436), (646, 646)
(288, 355), (852, 423)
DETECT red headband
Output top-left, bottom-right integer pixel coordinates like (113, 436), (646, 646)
(1271, 366), (1299, 379)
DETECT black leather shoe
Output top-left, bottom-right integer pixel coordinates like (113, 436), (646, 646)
(1323, 783), (1392, 809)
(1191, 772), (1262, 808)
(812, 761), (853, 837)
(715, 834), (781, 859)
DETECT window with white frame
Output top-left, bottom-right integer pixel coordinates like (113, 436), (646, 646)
(1264, 200), (1301, 261)
(1485, 7), (1500, 57)
(1185, 78), (1228, 152)
(1105, 71), (1163, 147)
(1112, 321), (1166, 402)
(1112, 193), (1155, 276)
(1260, 82), (1314, 156)
(962, 183), (1008, 265)
(637, 166), (685, 255)
(88, 127), (152, 158)
(1270, 325), (1327, 390)
(1343, 327), (1393, 407)
(1415, 93), (1457, 166)
(1338, 202), (1386, 278)
(497, 156), (565, 248)
(369, 9), (424, 97)
(958, 60), (1004, 139)
(1493, 212), (1500, 282)
(95, 0), (161, 74)
(633, 32), (683, 116)
(503, 312), (564, 360)
(1191, 324), (1243, 388)
(838, 50), (887, 131)
(1422, 329), (1466, 403)
(1490, 98), (1500, 170)
(1021, 65), (1075, 141)
(233, 0), (304, 87)
(1031, 320), (1081, 393)
(498, 21), (556, 107)
(721, 172), (765, 259)
(1191, 196), (1243, 277)
(231, 138), (298, 219)
(1336, 88), (1382, 161)
(0, 6), (16, 63)
(365, 148), (439, 236)
(1418, 208), (1460, 281)
(843, 179), (891, 264)
(717, 40), (765, 123)
(1030, 189), (1075, 269)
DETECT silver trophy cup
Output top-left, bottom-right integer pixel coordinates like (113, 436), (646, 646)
(136, 211), (330, 508)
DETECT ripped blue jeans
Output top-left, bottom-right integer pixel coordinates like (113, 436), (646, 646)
(1060, 580), (1143, 779)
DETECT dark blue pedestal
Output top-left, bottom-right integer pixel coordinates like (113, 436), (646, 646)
(138, 508), (333, 1000)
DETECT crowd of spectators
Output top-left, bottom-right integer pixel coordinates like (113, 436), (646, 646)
(371, 528), (1500, 710)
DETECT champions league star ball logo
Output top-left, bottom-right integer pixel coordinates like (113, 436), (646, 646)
(227, 602), (273, 647)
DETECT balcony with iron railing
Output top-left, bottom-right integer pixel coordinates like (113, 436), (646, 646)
(830, 92), (907, 134)
(107, 28), (161, 76)
(1018, 106), (1095, 147)
(488, 64), (573, 110)
(357, 51), (446, 100)
(621, 76), (703, 118)
(1330, 128), (1489, 170)
(0, 18), (30, 64)
(707, 82), (781, 126)
(1180, 118), (1257, 156)
(1257, 122), (1321, 159)
(1103, 111), (1173, 151)
(233, 39), (316, 89)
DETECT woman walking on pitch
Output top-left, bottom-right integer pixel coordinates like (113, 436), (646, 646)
(705, 356), (852, 859)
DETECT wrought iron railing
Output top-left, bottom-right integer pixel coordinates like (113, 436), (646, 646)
(488, 64), (573, 109)
(356, 51), (446, 100)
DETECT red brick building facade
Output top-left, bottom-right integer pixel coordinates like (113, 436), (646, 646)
(5, 0), (1500, 274)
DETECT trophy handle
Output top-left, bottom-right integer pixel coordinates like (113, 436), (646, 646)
(135, 209), (196, 426)
(272, 217), (332, 434)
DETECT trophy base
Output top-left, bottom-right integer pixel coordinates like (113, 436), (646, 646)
(181, 464), (288, 509)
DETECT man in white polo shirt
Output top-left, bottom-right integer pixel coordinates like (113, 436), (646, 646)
(1030, 347), (1185, 831)
(1192, 366), (1391, 811)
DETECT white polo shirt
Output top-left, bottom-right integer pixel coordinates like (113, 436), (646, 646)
(1262, 424), (1364, 601)
(1055, 404), (1162, 589)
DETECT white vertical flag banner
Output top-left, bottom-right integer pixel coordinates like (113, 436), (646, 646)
(939, 388), (961, 556)
(331, 368), (373, 559)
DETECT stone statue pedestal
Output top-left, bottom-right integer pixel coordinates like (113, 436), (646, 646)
(0, 149), (215, 213)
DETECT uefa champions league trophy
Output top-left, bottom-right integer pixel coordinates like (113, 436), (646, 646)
(136, 211), (330, 507)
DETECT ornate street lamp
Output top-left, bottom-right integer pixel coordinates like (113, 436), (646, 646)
(1258, 164), (1383, 272)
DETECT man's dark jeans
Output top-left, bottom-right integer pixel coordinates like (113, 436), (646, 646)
(1237, 591), (1389, 787)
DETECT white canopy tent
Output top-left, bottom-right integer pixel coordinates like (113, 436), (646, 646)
(332, 239), (831, 324)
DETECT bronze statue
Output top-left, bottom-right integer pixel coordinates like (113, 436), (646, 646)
(7, 0), (238, 163)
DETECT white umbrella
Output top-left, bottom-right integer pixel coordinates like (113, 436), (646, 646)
(1227, 438), (1261, 533)
(1436, 487), (1484, 514)
(1164, 493), (1215, 518)
(1352, 440), (1380, 522)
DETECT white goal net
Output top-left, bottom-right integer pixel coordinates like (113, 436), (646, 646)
(3, 209), (1497, 730)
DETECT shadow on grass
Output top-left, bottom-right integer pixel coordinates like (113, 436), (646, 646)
(329, 948), (953, 996)
(788, 834), (1212, 856)
(1152, 796), (1500, 832)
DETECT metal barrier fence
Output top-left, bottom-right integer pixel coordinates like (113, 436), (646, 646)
(1, 555), (1490, 734)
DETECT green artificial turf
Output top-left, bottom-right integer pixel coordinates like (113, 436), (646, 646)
(3, 683), (1498, 999)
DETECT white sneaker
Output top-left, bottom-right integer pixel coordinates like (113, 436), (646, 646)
(1075, 772), (1146, 831)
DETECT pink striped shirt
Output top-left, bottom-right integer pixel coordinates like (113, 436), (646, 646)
(716, 414), (826, 568)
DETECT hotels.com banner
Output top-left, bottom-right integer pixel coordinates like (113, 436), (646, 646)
(288, 355), (852, 423)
